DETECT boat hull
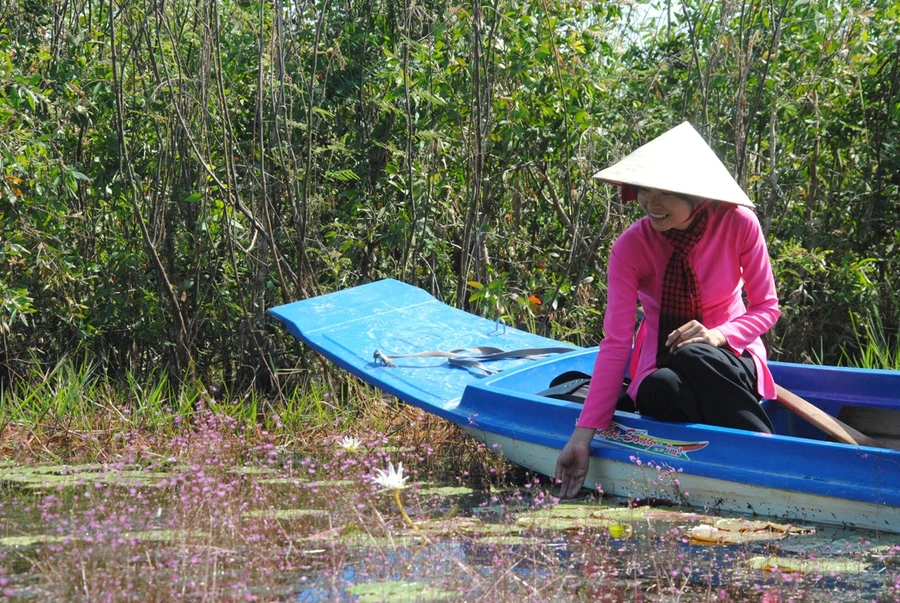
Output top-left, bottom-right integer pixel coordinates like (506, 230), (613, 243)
(464, 428), (900, 532)
(269, 278), (900, 532)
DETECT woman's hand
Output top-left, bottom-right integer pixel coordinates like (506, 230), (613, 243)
(555, 427), (597, 499)
(665, 320), (726, 354)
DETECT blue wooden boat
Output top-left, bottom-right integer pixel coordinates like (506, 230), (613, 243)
(269, 279), (900, 533)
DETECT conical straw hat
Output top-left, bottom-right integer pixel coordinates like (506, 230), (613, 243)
(593, 122), (753, 207)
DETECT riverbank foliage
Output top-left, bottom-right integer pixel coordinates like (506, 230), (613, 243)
(2, 0), (899, 393)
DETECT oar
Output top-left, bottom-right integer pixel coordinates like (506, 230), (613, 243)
(774, 385), (878, 447)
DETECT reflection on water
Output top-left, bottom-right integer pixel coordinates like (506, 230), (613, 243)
(1, 461), (898, 602)
(293, 492), (900, 602)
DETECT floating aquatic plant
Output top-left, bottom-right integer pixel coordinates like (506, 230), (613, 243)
(345, 579), (459, 602)
(748, 555), (871, 574)
(2, 400), (898, 601)
(689, 518), (815, 545)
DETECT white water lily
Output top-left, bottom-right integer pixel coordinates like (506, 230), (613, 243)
(373, 462), (423, 536)
(338, 435), (363, 452)
(373, 462), (409, 491)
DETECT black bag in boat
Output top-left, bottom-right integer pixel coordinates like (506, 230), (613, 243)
(538, 371), (636, 412)
(537, 371), (592, 402)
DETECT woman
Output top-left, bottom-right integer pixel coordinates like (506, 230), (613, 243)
(555, 122), (780, 499)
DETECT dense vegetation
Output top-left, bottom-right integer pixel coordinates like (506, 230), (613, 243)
(2, 0), (898, 392)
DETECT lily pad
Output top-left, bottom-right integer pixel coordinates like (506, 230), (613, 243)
(689, 524), (788, 545)
(516, 506), (615, 531)
(413, 517), (485, 535)
(520, 505), (599, 519)
(376, 446), (415, 454)
(228, 466), (279, 476)
(0, 534), (69, 547)
(0, 464), (105, 476)
(340, 532), (426, 548)
(778, 533), (900, 558)
(0, 466), (168, 489)
(243, 509), (329, 520)
(100, 470), (169, 485)
(417, 485), (476, 497)
(454, 522), (523, 537)
(346, 580), (459, 602)
(869, 544), (900, 565)
(689, 518), (815, 545)
(120, 530), (210, 542)
(304, 479), (356, 489)
(0, 530), (207, 547)
(593, 505), (706, 523)
(308, 523), (428, 548)
(747, 555), (871, 574)
(256, 477), (308, 485)
(710, 518), (814, 534)
(1, 473), (86, 488)
(476, 535), (533, 546)
(306, 523), (364, 542)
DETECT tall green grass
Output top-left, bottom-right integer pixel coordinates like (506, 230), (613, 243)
(0, 354), (481, 477)
(0, 355), (387, 461)
(839, 310), (900, 370)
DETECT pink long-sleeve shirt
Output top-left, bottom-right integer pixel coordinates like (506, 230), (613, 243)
(577, 203), (780, 430)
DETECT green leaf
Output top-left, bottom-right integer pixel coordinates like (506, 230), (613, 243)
(311, 107), (334, 119)
(324, 169), (360, 183)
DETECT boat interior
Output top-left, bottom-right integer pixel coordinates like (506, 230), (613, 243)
(527, 351), (900, 450)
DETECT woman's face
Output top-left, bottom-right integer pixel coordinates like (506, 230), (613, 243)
(636, 188), (696, 231)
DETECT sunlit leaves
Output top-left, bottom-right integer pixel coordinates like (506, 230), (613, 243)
(1, 0), (899, 381)
(324, 169), (362, 183)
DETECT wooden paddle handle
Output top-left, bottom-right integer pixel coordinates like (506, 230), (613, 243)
(775, 385), (877, 447)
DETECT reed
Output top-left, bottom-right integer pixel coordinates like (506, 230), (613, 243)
(840, 310), (900, 370)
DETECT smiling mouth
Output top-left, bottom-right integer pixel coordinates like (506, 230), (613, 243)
(649, 211), (668, 219)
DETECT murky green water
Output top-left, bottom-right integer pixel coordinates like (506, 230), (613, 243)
(291, 493), (900, 602)
(1, 461), (898, 602)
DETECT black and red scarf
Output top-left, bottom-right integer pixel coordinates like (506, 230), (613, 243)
(656, 208), (709, 368)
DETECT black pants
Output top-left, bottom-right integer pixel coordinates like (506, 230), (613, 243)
(633, 343), (774, 434)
